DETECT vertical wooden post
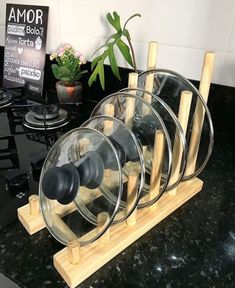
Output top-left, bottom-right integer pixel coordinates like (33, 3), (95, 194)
(103, 103), (114, 136)
(97, 212), (110, 244)
(52, 214), (78, 240)
(149, 130), (165, 209)
(185, 51), (215, 177)
(103, 103), (114, 176)
(67, 239), (80, 265)
(29, 195), (40, 215)
(144, 41), (158, 105)
(169, 90), (192, 195)
(126, 170), (139, 226)
(79, 138), (90, 156)
(125, 72), (138, 128)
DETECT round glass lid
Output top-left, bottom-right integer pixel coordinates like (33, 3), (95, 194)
(138, 69), (214, 180)
(81, 115), (145, 222)
(90, 92), (172, 208)
(120, 87), (188, 191)
(39, 127), (123, 246)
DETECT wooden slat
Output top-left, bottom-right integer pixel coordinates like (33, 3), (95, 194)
(17, 188), (102, 235)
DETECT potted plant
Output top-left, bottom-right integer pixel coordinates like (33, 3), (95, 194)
(88, 11), (141, 90)
(50, 44), (87, 103)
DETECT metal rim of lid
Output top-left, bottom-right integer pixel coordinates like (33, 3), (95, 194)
(90, 92), (173, 208)
(80, 115), (145, 222)
(120, 87), (188, 191)
(39, 127), (123, 246)
(138, 68), (214, 181)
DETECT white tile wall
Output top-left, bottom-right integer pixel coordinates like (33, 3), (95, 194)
(0, 0), (235, 86)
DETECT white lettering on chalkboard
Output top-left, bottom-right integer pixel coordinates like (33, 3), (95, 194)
(19, 67), (41, 80)
(18, 37), (34, 47)
(7, 24), (25, 36)
(8, 7), (43, 25)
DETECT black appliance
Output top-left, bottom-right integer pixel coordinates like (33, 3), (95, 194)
(0, 87), (89, 230)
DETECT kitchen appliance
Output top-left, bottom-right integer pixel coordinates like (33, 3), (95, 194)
(0, 87), (86, 230)
(23, 104), (70, 130)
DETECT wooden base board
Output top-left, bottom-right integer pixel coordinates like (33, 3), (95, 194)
(17, 202), (79, 235)
(17, 188), (102, 235)
(17, 202), (46, 235)
(54, 178), (203, 288)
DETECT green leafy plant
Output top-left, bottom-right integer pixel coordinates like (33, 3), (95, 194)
(50, 44), (88, 86)
(88, 11), (141, 90)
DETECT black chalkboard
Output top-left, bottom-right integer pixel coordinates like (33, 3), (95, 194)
(3, 4), (49, 98)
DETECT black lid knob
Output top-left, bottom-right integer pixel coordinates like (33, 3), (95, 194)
(42, 163), (80, 205)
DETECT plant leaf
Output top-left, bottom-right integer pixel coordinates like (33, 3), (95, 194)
(123, 29), (131, 40)
(58, 66), (71, 78)
(91, 55), (103, 71)
(88, 64), (99, 87)
(51, 64), (60, 79)
(97, 61), (105, 90)
(123, 13), (141, 30)
(107, 11), (121, 32)
(61, 76), (70, 82)
(108, 45), (121, 80)
(74, 69), (88, 81)
(91, 34), (116, 58)
(116, 39), (133, 67)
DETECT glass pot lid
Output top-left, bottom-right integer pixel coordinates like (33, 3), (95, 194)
(138, 69), (214, 180)
(120, 87), (188, 191)
(39, 127), (123, 246)
(81, 115), (145, 223)
(90, 92), (173, 208)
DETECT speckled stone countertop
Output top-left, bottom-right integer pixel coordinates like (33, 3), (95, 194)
(0, 131), (234, 288)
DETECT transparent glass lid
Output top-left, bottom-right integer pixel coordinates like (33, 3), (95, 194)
(39, 127), (123, 246)
(90, 92), (172, 208)
(121, 87), (188, 191)
(138, 69), (214, 180)
(81, 115), (145, 222)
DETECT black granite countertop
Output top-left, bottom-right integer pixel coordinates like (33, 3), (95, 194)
(0, 131), (234, 288)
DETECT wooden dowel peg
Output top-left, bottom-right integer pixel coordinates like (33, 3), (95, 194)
(97, 212), (110, 244)
(169, 90), (192, 195)
(103, 103), (114, 136)
(147, 41), (158, 70)
(53, 214), (78, 240)
(79, 138), (90, 156)
(149, 130), (165, 209)
(67, 239), (80, 265)
(29, 195), (40, 215)
(143, 41), (158, 114)
(128, 72), (138, 90)
(185, 51), (215, 176)
(125, 73), (138, 128)
(126, 170), (139, 226)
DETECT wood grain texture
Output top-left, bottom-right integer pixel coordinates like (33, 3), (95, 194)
(126, 170), (139, 226)
(143, 41), (158, 115)
(169, 90), (192, 195)
(17, 202), (77, 235)
(185, 51), (215, 176)
(54, 178), (203, 288)
(149, 130), (165, 208)
(125, 72), (138, 128)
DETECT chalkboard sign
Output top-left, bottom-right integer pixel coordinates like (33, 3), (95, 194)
(3, 4), (49, 98)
